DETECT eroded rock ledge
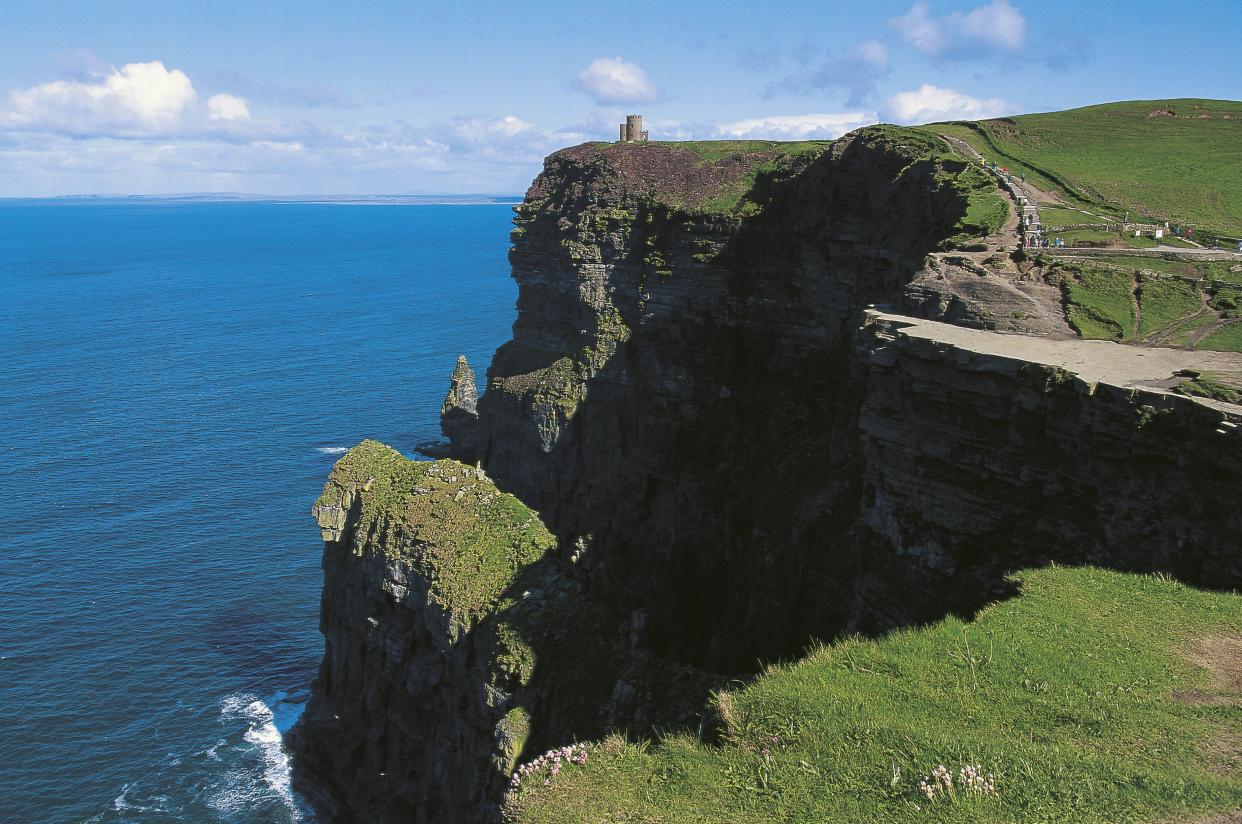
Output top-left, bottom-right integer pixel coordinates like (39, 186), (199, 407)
(851, 310), (1242, 628)
(289, 441), (714, 823)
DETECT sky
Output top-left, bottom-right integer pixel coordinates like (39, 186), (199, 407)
(0, 0), (1238, 196)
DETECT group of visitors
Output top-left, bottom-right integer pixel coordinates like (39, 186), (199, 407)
(1024, 236), (1066, 248)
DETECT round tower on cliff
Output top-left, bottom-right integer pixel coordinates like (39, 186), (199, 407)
(619, 114), (648, 143)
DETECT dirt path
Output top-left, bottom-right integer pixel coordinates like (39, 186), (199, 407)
(1145, 306), (1210, 347)
(1187, 318), (1241, 349)
(938, 133), (1064, 206)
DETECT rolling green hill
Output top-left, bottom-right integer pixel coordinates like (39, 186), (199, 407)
(926, 99), (1242, 238)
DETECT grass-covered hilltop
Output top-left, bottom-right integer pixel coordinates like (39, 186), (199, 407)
(293, 98), (1242, 824)
(925, 98), (1242, 238)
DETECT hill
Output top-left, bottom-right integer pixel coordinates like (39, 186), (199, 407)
(924, 99), (1242, 238)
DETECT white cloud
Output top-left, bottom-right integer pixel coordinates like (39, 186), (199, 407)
(207, 93), (250, 121)
(573, 57), (659, 105)
(0, 61), (311, 144)
(717, 112), (878, 140)
(1, 60), (197, 136)
(881, 84), (1009, 124)
(891, 0), (1026, 57)
(0, 60), (196, 136)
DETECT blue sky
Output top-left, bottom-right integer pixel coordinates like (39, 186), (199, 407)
(1, 0), (1237, 195)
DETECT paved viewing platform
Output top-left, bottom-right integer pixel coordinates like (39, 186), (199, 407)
(866, 308), (1241, 409)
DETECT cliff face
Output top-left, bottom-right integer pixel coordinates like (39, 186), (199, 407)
(288, 442), (620, 823)
(289, 441), (716, 823)
(295, 127), (1242, 823)
(850, 311), (1242, 629)
(448, 128), (1241, 672)
(463, 129), (985, 670)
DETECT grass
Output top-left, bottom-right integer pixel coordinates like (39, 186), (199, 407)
(1090, 256), (1242, 284)
(927, 99), (1242, 236)
(654, 140), (831, 214)
(1057, 228), (1119, 247)
(1197, 320), (1242, 352)
(1210, 289), (1241, 317)
(508, 566), (1242, 823)
(314, 440), (556, 628)
(1054, 258), (1242, 345)
(1060, 264), (1136, 340)
(1174, 370), (1242, 404)
(1136, 277), (1204, 338)
(1164, 312), (1220, 348)
(1051, 229), (1180, 250)
(947, 166), (1009, 245)
(667, 140), (831, 165)
(1038, 206), (1112, 227)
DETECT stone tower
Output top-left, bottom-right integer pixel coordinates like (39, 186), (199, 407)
(618, 114), (649, 143)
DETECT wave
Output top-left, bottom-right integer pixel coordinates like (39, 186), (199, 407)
(315, 446), (349, 455)
(216, 691), (309, 821)
(112, 784), (170, 814)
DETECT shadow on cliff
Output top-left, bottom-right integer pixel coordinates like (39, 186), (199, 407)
(473, 124), (1240, 697)
(478, 553), (729, 776)
(466, 129), (987, 679)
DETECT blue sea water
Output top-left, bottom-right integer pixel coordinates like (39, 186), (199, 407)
(0, 199), (521, 822)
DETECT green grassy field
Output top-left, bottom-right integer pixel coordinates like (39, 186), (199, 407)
(926, 99), (1242, 236)
(1058, 228), (1118, 247)
(1136, 277), (1204, 338)
(1094, 256), (1242, 284)
(1060, 264), (1136, 340)
(1050, 228), (1174, 250)
(668, 140), (831, 164)
(508, 567), (1242, 823)
(1164, 312), (1220, 348)
(1037, 205), (1112, 227)
(1198, 320), (1242, 352)
(1175, 370), (1242, 404)
(1050, 257), (1242, 345)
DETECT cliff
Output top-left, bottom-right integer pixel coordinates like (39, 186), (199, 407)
(461, 127), (1005, 671)
(292, 126), (1242, 822)
(289, 441), (714, 823)
(850, 310), (1241, 629)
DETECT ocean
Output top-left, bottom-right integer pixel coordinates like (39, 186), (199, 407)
(0, 199), (521, 822)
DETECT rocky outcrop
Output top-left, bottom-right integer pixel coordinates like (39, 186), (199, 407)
(445, 126), (1240, 675)
(289, 441), (717, 823)
(289, 442), (599, 822)
(458, 127), (990, 671)
(440, 355), (481, 462)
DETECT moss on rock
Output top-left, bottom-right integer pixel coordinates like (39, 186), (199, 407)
(313, 440), (556, 627)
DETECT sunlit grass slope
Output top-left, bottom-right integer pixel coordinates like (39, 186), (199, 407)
(928, 99), (1242, 237)
(509, 566), (1242, 823)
